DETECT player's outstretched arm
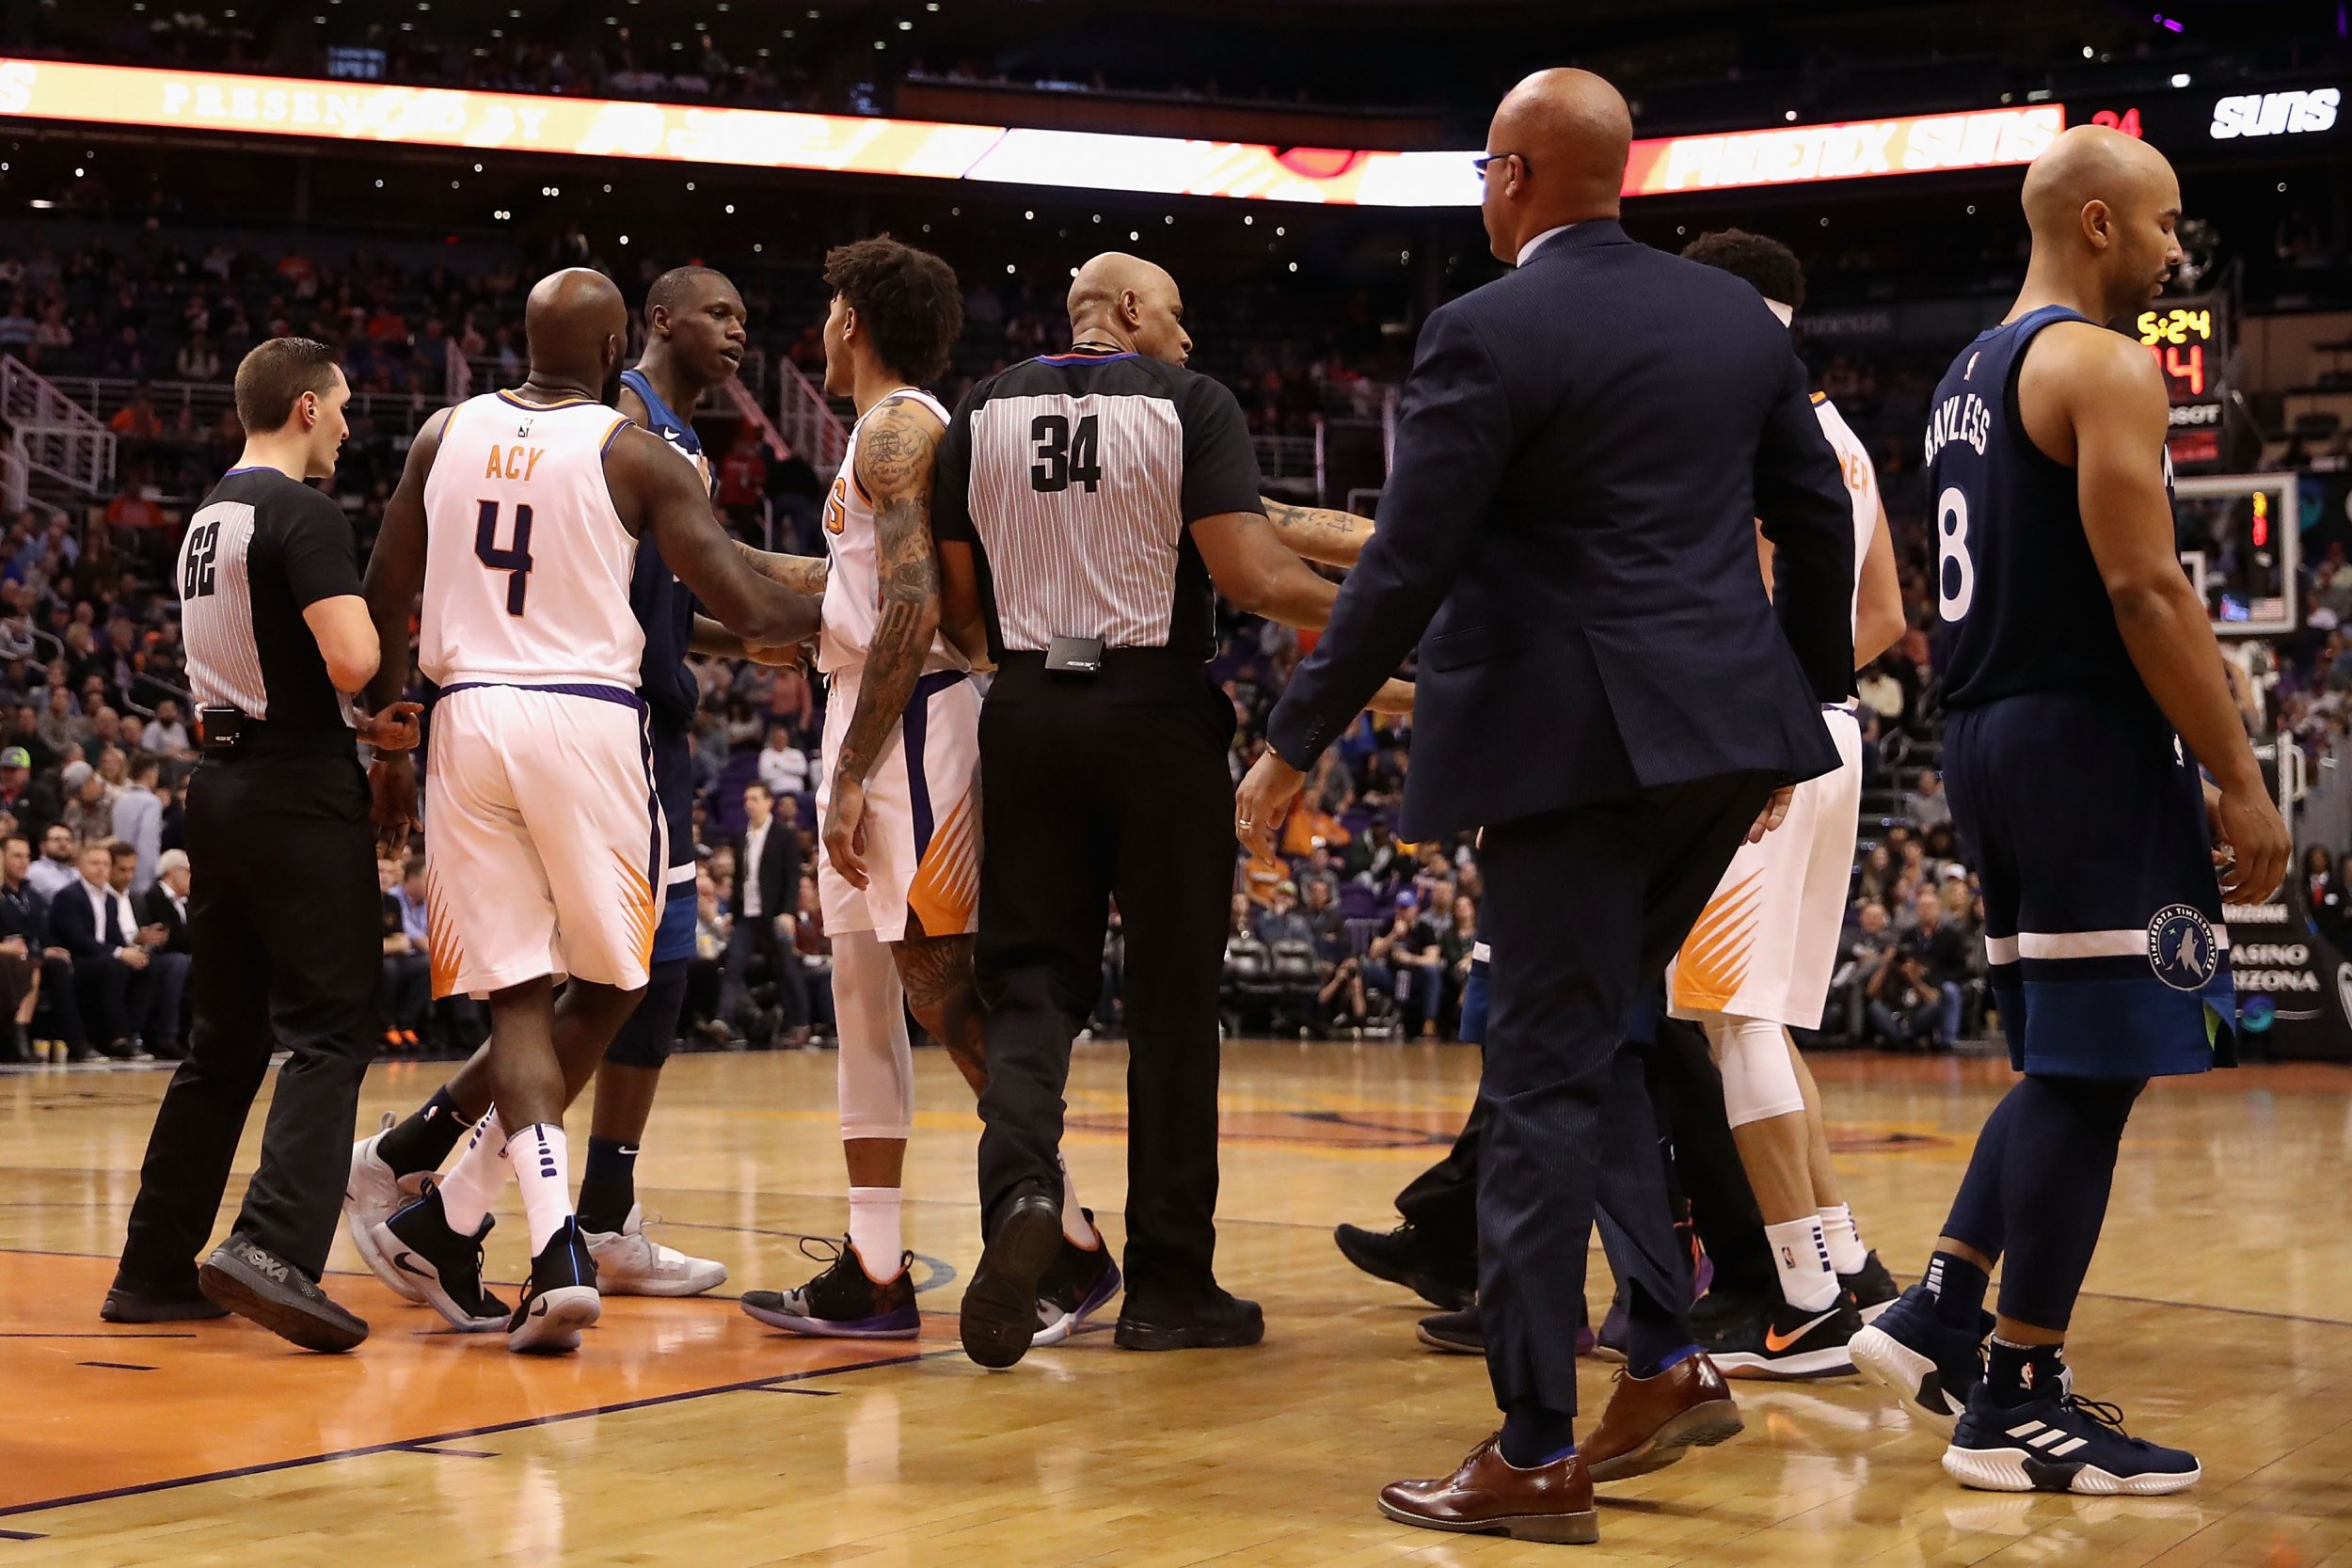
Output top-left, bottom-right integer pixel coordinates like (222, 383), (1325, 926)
(826, 400), (946, 891)
(2041, 324), (2289, 900)
(361, 407), (447, 715)
(1262, 497), (1375, 568)
(608, 424), (819, 651)
(734, 543), (830, 595)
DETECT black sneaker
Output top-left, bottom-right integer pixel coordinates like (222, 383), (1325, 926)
(1699, 1293), (1863, 1380)
(1114, 1285), (1264, 1352)
(740, 1238), (918, 1339)
(960, 1192), (1062, 1370)
(1841, 1249), (1899, 1323)
(1689, 1283), (1777, 1340)
(1414, 1304), (1482, 1354)
(101, 1277), (230, 1323)
(1032, 1220), (1120, 1347)
(197, 1236), (368, 1353)
(1331, 1222), (1475, 1311)
(371, 1187), (510, 1332)
(508, 1218), (600, 1354)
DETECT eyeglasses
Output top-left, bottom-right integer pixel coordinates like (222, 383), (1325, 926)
(1472, 151), (1526, 182)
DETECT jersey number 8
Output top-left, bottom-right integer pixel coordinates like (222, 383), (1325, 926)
(1936, 485), (1975, 622)
(474, 499), (535, 616)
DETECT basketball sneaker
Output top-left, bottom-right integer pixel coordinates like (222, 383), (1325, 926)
(346, 1111), (433, 1303)
(370, 1187), (509, 1332)
(1840, 1250), (1899, 1323)
(740, 1238), (918, 1339)
(1850, 1284), (1993, 1429)
(1942, 1384), (2200, 1495)
(508, 1218), (601, 1355)
(1696, 1294), (1863, 1379)
(1032, 1224), (1120, 1347)
(582, 1204), (726, 1296)
(1331, 1221), (1475, 1311)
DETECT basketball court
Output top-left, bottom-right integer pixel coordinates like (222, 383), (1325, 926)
(7, 1043), (2347, 1566)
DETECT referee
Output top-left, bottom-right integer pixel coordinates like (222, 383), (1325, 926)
(105, 339), (420, 1353)
(937, 253), (1373, 1369)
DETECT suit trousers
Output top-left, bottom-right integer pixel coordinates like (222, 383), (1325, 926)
(1396, 1016), (1778, 1306)
(1476, 770), (1774, 1417)
(973, 652), (1236, 1303)
(116, 745), (380, 1290)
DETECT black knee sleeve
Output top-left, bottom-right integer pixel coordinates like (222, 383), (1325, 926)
(604, 959), (691, 1069)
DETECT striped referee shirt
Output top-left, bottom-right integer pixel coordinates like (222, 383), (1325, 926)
(177, 466), (362, 726)
(931, 346), (1265, 662)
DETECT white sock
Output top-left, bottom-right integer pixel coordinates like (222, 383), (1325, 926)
(1059, 1154), (1098, 1248)
(1764, 1214), (1840, 1312)
(1819, 1204), (1868, 1275)
(848, 1186), (904, 1278)
(436, 1111), (510, 1237)
(505, 1122), (575, 1256)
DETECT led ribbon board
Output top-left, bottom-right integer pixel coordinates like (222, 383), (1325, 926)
(0, 58), (2063, 207)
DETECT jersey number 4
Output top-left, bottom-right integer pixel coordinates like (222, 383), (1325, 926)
(475, 499), (535, 616)
(181, 517), (220, 600)
(1029, 414), (1103, 493)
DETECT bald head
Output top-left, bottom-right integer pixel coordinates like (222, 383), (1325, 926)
(1066, 252), (1191, 365)
(2019, 125), (2184, 318)
(1480, 68), (1631, 263)
(524, 267), (628, 393)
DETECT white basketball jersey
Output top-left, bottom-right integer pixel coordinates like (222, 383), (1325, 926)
(1812, 391), (1881, 641)
(817, 388), (967, 680)
(421, 392), (646, 689)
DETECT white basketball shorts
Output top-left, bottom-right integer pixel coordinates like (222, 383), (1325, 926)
(424, 681), (664, 998)
(816, 668), (981, 942)
(1667, 705), (1864, 1031)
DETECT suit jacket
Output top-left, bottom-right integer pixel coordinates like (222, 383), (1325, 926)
(138, 883), (190, 955)
(1266, 221), (1854, 840)
(0, 879), (48, 948)
(730, 816), (799, 928)
(51, 877), (135, 960)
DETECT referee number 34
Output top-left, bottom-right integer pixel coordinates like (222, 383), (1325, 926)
(1030, 414), (1104, 493)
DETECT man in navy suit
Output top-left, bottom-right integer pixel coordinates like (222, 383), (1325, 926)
(1238, 68), (1853, 1545)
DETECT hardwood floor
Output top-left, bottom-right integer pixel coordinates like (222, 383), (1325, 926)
(4, 1042), (2348, 1565)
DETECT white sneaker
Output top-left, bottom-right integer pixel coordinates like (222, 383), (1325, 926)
(346, 1111), (432, 1302)
(582, 1203), (727, 1296)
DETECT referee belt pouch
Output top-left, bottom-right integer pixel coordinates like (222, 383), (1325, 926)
(197, 705), (248, 754)
(1042, 636), (1106, 677)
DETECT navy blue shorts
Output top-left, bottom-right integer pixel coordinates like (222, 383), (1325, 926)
(1944, 688), (2235, 1079)
(649, 721), (698, 968)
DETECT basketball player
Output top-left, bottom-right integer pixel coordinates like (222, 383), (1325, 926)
(345, 266), (801, 1300)
(735, 236), (1122, 1345)
(1662, 229), (1905, 1377)
(1849, 126), (2286, 1492)
(358, 268), (817, 1354)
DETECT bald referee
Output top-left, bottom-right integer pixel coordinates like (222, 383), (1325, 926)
(105, 339), (421, 1353)
(941, 254), (1405, 1369)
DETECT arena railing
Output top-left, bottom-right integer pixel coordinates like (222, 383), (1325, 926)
(0, 356), (117, 503)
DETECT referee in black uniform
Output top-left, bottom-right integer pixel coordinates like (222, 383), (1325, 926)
(936, 254), (1388, 1368)
(105, 339), (420, 1353)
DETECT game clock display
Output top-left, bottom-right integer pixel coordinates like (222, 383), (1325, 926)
(2137, 296), (2226, 403)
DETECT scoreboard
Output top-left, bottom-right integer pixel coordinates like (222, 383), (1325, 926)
(2137, 292), (2230, 469)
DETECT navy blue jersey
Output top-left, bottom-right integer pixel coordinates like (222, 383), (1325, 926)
(620, 367), (705, 732)
(1926, 305), (2154, 711)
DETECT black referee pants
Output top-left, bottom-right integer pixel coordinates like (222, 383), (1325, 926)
(116, 744), (381, 1292)
(974, 652), (1236, 1304)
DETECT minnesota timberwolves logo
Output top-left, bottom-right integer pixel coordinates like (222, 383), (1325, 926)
(2147, 905), (2220, 992)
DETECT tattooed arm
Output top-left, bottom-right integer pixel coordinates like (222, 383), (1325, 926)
(735, 542), (830, 594)
(825, 400), (944, 891)
(1262, 496), (1375, 568)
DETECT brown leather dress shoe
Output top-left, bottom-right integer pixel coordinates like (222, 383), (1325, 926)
(1583, 1351), (1744, 1482)
(1376, 1433), (1599, 1544)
